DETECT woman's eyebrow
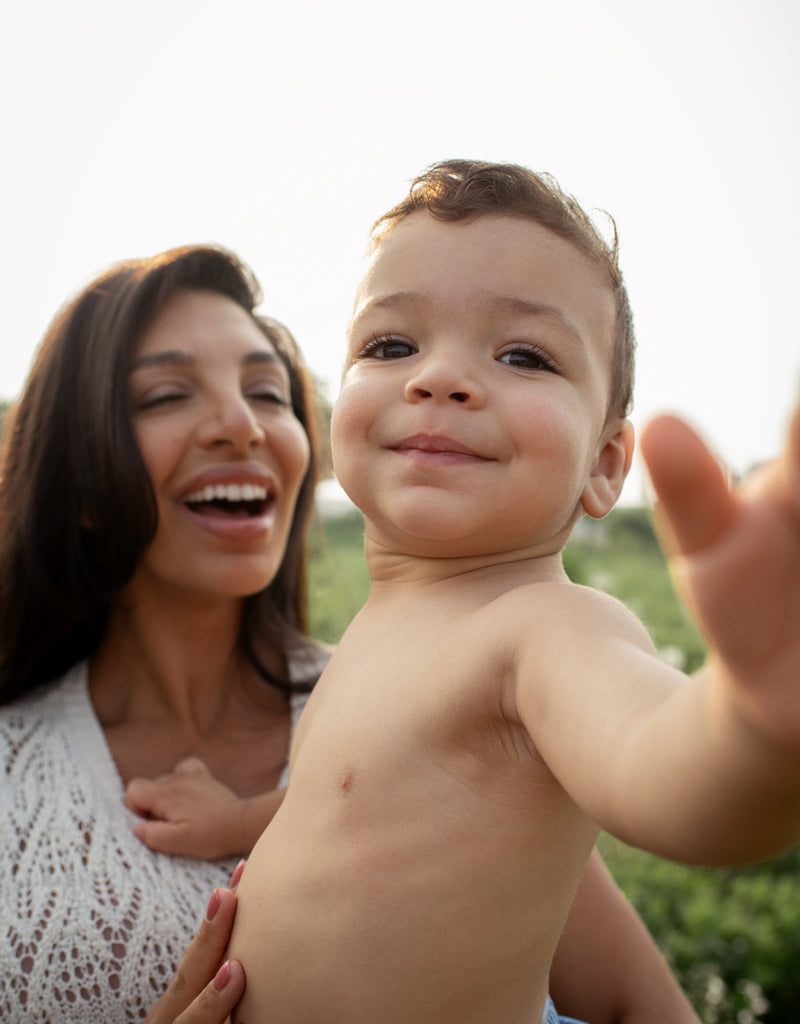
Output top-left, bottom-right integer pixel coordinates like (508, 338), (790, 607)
(130, 349), (282, 371)
(241, 350), (282, 368)
(130, 350), (194, 371)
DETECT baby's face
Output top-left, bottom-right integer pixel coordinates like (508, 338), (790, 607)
(333, 212), (631, 557)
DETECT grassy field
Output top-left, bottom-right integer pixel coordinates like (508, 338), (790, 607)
(306, 504), (800, 1024)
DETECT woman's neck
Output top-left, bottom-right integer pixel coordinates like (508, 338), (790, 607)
(90, 590), (262, 732)
(87, 589), (292, 786)
(87, 591), (291, 790)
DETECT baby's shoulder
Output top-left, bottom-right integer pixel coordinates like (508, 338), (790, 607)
(490, 578), (653, 650)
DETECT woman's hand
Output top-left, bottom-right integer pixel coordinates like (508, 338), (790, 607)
(144, 862), (246, 1024)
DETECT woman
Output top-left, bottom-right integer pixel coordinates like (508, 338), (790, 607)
(0, 244), (325, 1022)
(0, 244), (697, 1024)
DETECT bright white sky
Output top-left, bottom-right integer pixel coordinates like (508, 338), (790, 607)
(2, 0), (798, 504)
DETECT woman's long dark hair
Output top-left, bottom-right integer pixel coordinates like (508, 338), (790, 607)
(0, 245), (320, 704)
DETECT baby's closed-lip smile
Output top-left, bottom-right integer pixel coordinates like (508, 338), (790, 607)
(389, 432), (489, 464)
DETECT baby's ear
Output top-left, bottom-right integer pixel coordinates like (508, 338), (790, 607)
(580, 419), (635, 519)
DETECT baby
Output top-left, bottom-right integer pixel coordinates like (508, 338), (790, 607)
(176, 161), (800, 1023)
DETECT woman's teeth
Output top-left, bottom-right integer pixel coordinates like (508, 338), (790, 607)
(185, 483), (268, 504)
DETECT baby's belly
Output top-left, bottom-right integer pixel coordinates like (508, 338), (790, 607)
(228, 785), (570, 1024)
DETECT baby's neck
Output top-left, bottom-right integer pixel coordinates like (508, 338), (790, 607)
(364, 544), (569, 592)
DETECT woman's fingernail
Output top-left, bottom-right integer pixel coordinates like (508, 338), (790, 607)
(206, 888), (222, 921)
(229, 859), (246, 888)
(214, 961), (232, 992)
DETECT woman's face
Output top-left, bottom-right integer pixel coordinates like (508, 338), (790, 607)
(126, 289), (310, 606)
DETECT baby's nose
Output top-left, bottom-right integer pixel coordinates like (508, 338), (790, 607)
(403, 355), (482, 406)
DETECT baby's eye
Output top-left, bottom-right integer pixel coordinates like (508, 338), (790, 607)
(498, 345), (558, 372)
(358, 335), (416, 360)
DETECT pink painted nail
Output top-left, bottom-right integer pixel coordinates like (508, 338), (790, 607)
(214, 961), (232, 992)
(229, 859), (246, 888)
(206, 888), (222, 921)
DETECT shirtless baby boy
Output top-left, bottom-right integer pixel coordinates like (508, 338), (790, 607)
(228, 160), (800, 1023)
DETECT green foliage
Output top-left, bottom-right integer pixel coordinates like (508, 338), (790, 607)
(307, 509), (369, 643)
(306, 504), (800, 1022)
(597, 836), (800, 1023)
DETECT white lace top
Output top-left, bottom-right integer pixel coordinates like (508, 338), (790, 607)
(0, 661), (311, 1023)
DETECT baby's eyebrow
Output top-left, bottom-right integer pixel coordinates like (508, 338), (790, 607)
(487, 296), (585, 346)
(375, 291), (417, 307)
(355, 291), (422, 318)
(346, 292), (420, 338)
(351, 291), (585, 347)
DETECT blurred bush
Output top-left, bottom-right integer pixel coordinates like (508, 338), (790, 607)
(598, 836), (800, 1023)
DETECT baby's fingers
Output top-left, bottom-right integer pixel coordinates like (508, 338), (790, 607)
(174, 757), (214, 777)
(134, 818), (191, 855)
(640, 414), (736, 557)
(125, 777), (159, 816)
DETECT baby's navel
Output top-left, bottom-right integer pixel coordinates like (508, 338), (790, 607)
(339, 766), (356, 794)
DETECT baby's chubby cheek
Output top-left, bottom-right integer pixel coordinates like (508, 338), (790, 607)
(328, 382), (365, 497)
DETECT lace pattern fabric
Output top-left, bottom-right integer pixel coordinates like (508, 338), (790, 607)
(0, 662), (309, 1023)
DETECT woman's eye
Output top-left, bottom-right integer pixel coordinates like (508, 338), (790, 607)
(498, 346), (557, 372)
(358, 335), (415, 360)
(134, 389), (188, 410)
(246, 381), (291, 406)
(244, 372), (292, 406)
(250, 390), (290, 406)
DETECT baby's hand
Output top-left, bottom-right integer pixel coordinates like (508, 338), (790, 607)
(126, 757), (249, 859)
(641, 403), (800, 746)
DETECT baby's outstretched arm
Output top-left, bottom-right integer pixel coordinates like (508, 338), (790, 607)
(641, 405), (800, 739)
(516, 402), (800, 866)
(125, 757), (284, 859)
(632, 404), (800, 857)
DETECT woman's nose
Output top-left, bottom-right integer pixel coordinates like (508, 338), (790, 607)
(403, 353), (483, 406)
(198, 394), (266, 450)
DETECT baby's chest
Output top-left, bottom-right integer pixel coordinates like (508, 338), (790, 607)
(292, 616), (535, 795)
(321, 616), (499, 715)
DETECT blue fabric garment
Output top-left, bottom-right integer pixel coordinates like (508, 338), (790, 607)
(542, 995), (588, 1024)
